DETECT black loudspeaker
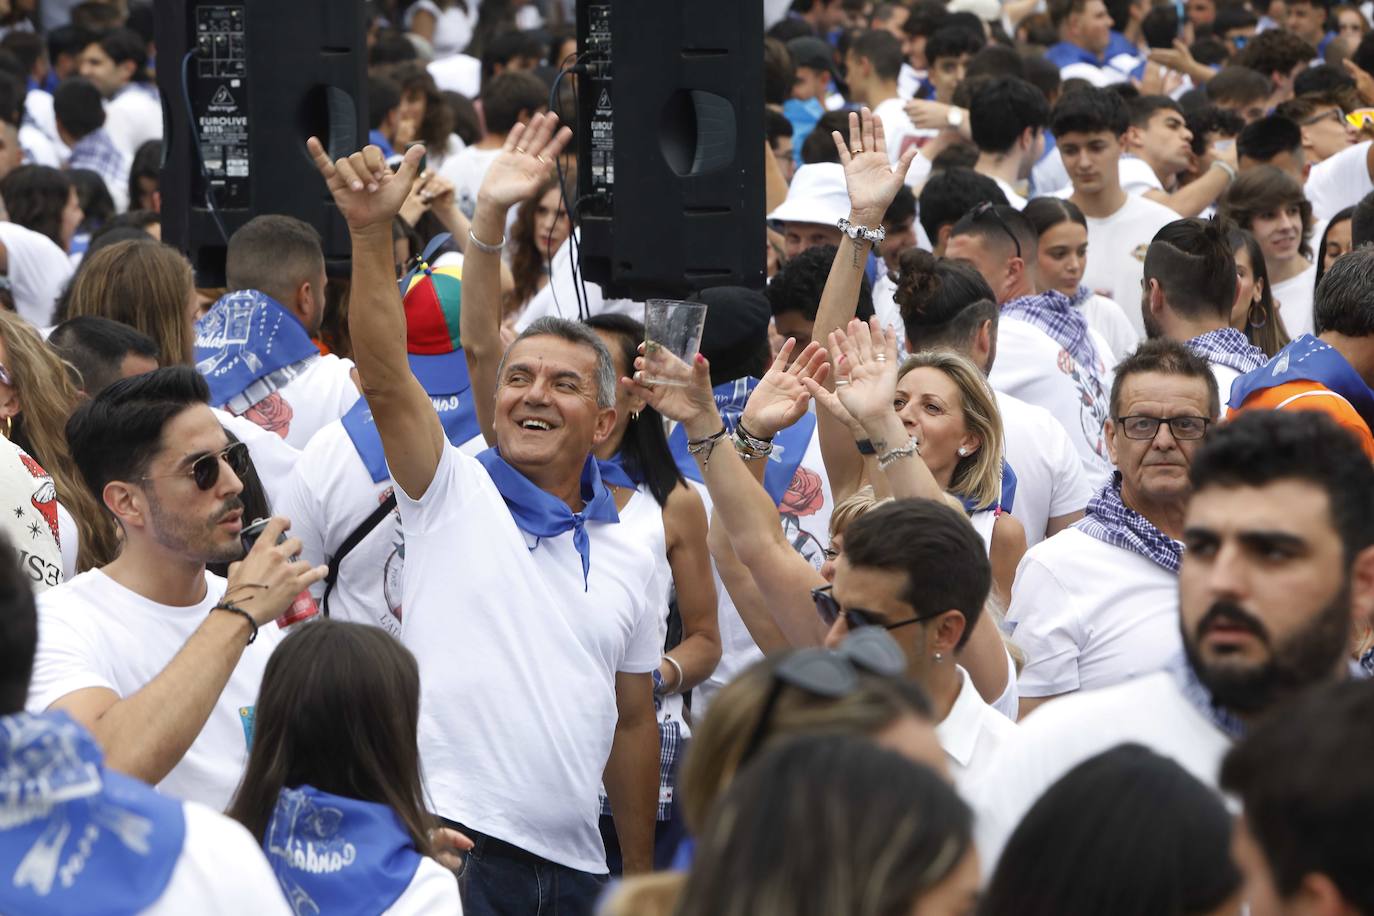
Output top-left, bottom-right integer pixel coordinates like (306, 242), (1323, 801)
(575, 0), (765, 301)
(155, 0), (366, 286)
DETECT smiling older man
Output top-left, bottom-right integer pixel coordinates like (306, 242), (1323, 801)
(1004, 339), (1220, 718)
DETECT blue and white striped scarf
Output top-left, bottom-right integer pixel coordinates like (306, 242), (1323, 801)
(1003, 289), (1102, 374)
(1074, 472), (1183, 573)
(1187, 327), (1268, 374)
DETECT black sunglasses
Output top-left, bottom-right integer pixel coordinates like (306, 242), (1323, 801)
(739, 628), (908, 763)
(141, 441), (250, 491)
(971, 201), (1022, 261)
(812, 584), (944, 632)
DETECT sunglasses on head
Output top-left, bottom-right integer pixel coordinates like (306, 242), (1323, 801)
(812, 584), (944, 632)
(970, 201), (1022, 261)
(141, 441), (250, 491)
(739, 628), (908, 763)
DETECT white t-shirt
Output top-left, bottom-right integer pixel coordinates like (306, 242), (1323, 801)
(103, 84), (162, 158)
(25, 87), (61, 147)
(1305, 140), (1372, 222)
(404, 0), (475, 57)
(991, 176), (1028, 210)
(872, 271), (906, 354)
(382, 857), (463, 915)
(20, 123), (61, 168)
(1209, 361), (1243, 406)
(1005, 527), (1182, 698)
(1031, 145), (1070, 197)
(145, 802), (292, 914)
(939, 665), (1019, 795)
(427, 53), (482, 99)
(438, 146), (503, 219)
(0, 219), (74, 326)
(395, 444), (661, 873)
(1118, 155), (1165, 196)
(1081, 195), (1179, 337)
(27, 569), (284, 811)
(1078, 293), (1139, 365)
(971, 671), (1231, 872)
(227, 355), (360, 450)
(996, 391), (1093, 548)
(280, 419), (485, 635)
(873, 96), (923, 165)
(211, 407), (302, 514)
(0, 437), (63, 591)
(1269, 261), (1318, 339)
(989, 317), (1115, 488)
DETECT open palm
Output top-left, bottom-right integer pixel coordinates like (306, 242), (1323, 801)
(479, 112), (575, 210)
(308, 137), (422, 232)
(741, 339), (830, 438)
(832, 107), (918, 217)
(829, 318), (901, 425)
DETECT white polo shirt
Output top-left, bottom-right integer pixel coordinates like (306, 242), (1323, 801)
(996, 391), (1093, 547)
(971, 671), (1232, 873)
(26, 570), (284, 811)
(395, 445), (661, 873)
(1005, 527), (1182, 698)
(939, 665), (1019, 795)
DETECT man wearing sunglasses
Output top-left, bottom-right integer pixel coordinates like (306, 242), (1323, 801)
(1006, 340), (1219, 718)
(25, 367), (325, 811)
(946, 203), (1116, 488)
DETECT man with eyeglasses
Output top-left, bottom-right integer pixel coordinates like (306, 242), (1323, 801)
(1004, 339), (1219, 718)
(25, 367), (325, 810)
(1274, 92), (1358, 167)
(946, 203), (1116, 487)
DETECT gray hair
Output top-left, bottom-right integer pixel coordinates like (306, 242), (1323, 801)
(496, 316), (617, 408)
(1315, 246), (1374, 338)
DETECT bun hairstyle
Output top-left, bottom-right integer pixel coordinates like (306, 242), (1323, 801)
(894, 248), (944, 327)
(895, 249), (996, 328)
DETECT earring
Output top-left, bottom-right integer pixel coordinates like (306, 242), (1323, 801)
(933, 651), (943, 662)
(630, 410), (640, 421)
(1, 415), (10, 439)
(1248, 301), (1268, 329)
(957, 446), (969, 457)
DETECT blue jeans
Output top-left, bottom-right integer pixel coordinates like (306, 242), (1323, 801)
(447, 821), (608, 916)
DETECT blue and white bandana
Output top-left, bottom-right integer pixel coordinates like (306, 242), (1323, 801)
(1002, 290), (1102, 375)
(1187, 327), (1268, 375)
(0, 712), (186, 916)
(194, 289), (319, 408)
(1075, 472), (1183, 573)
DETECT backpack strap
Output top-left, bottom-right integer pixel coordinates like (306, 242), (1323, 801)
(321, 492), (398, 618)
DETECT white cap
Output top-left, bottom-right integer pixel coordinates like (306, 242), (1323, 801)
(767, 162), (850, 227)
(947, 0), (1000, 21)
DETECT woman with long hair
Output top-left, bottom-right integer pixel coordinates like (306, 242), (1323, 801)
(1227, 224), (1291, 357)
(1023, 196), (1140, 359)
(0, 165), (84, 253)
(1314, 204), (1355, 293)
(567, 312), (722, 871)
(508, 169), (574, 318)
(61, 239), (199, 365)
(0, 310), (116, 572)
(387, 62), (463, 173)
(226, 620), (460, 913)
(1219, 167), (1316, 338)
(982, 744), (1242, 916)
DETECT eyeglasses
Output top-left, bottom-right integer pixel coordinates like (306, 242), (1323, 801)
(1301, 108), (1346, 128)
(1115, 415), (1211, 440)
(739, 628), (907, 763)
(812, 584), (944, 632)
(140, 441), (250, 491)
(970, 201), (1022, 261)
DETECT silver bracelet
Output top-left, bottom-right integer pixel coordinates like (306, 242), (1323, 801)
(877, 437), (921, 469)
(468, 229), (505, 255)
(662, 654), (685, 694)
(1210, 159), (1237, 181)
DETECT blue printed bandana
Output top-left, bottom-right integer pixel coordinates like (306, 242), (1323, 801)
(264, 784), (424, 916)
(0, 712), (186, 916)
(1187, 328), (1268, 374)
(476, 448), (620, 589)
(194, 289), (320, 407)
(1003, 290), (1102, 376)
(1228, 334), (1374, 427)
(1075, 473), (1183, 573)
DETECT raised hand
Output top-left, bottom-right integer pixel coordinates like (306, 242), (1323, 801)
(308, 137), (423, 232)
(821, 318), (901, 428)
(622, 348), (720, 434)
(741, 339), (831, 438)
(831, 107), (918, 222)
(477, 112), (575, 212)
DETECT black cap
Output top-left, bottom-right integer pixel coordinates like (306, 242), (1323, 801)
(693, 286), (771, 384)
(786, 36), (840, 78)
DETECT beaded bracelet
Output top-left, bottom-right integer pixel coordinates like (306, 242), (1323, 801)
(212, 602), (258, 645)
(687, 426), (728, 468)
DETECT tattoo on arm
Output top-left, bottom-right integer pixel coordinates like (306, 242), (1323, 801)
(851, 240), (864, 270)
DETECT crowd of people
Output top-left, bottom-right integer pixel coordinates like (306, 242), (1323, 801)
(2, 0), (1374, 914)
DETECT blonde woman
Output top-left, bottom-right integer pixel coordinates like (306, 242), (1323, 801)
(62, 239), (199, 365)
(0, 310), (117, 572)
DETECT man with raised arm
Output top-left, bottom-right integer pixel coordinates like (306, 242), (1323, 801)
(307, 116), (660, 916)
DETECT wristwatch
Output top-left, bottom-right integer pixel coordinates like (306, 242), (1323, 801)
(837, 217), (886, 245)
(946, 107), (965, 128)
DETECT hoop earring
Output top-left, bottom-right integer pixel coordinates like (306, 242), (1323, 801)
(1, 415), (10, 439)
(1248, 301), (1268, 329)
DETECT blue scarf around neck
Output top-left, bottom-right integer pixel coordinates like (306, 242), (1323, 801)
(264, 784), (424, 916)
(0, 712), (186, 915)
(476, 448), (620, 589)
(1075, 472), (1183, 573)
(596, 453), (640, 491)
(194, 289), (320, 407)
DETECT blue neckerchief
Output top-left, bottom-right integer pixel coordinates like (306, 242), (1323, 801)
(667, 377), (816, 504)
(264, 785), (423, 916)
(1075, 472), (1183, 573)
(342, 353), (481, 483)
(0, 712), (186, 916)
(475, 448), (620, 589)
(367, 129), (397, 159)
(1168, 656), (1246, 741)
(194, 289), (319, 407)
(959, 459), (1018, 514)
(1228, 334), (1374, 427)
(597, 453), (640, 490)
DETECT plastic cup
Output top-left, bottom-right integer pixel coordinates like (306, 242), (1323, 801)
(642, 299), (707, 386)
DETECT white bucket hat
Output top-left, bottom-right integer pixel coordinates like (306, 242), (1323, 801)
(767, 162), (850, 227)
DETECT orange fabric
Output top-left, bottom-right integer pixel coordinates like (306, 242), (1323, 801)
(1230, 380), (1374, 459)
